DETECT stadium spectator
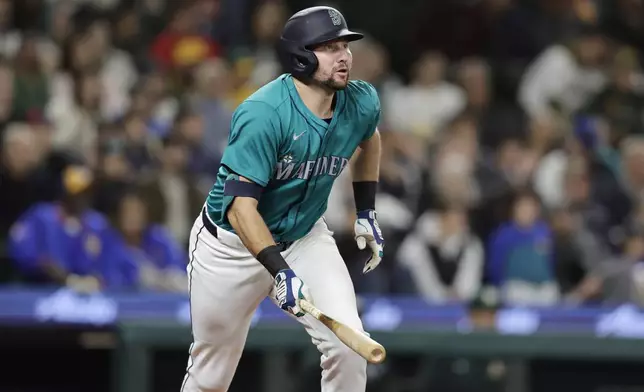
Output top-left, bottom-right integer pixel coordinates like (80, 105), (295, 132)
(397, 204), (484, 304)
(188, 58), (234, 170)
(518, 26), (609, 125)
(0, 0), (19, 60)
(93, 134), (136, 216)
(0, 124), (48, 240)
(620, 135), (644, 202)
(173, 108), (216, 180)
(563, 155), (615, 249)
(583, 46), (644, 141)
(246, 0), (288, 87)
(486, 189), (559, 305)
(121, 110), (158, 174)
(384, 51), (466, 147)
(0, 0), (642, 310)
(7, 165), (109, 291)
(551, 206), (605, 305)
(48, 69), (100, 167)
(100, 192), (188, 292)
(149, 2), (221, 72)
(10, 34), (49, 124)
(468, 137), (535, 244)
(138, 134), (205, 247)
(601, 225), (644, 305)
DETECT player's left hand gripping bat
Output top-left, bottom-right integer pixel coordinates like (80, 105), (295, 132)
(299, 299), (386, 364)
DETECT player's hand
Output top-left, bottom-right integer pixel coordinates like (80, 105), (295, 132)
(354, 209), (384, 273)
(274, 269), (312, 317)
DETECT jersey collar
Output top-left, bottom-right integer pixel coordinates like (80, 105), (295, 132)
(284, 74), (345, 130)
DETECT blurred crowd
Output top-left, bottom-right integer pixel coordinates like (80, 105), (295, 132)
(2, 0), (644, 309)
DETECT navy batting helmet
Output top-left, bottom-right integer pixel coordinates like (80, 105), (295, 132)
(278, 6), (364, 80)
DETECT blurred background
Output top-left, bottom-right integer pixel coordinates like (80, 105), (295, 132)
(2, 0), (644, 391)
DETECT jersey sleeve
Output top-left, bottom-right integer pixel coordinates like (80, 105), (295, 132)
(355, 80), (381, 142)
(220, 100), (282, 187)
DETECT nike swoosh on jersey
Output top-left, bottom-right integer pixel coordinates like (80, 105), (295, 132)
(293, 131), (306, 140)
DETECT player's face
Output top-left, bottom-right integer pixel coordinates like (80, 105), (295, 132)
(311, 39), (353, 90)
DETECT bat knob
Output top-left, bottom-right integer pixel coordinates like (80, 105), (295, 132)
(369, 346), (386, 364)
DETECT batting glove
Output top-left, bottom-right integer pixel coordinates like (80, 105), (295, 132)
(354, 210), (385, 273)
(274, 269), (311, 317)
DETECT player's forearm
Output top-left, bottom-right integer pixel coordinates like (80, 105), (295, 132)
(227, 201), (290, 276)
(351, 130), (381, 211)
(228, 204), (276, 256)
(353, 130), (381, 182)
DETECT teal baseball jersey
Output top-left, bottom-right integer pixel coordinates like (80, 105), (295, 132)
(206, 73), (381, 243)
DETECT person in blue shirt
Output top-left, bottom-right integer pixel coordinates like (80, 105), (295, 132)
(100, 192), (188, 291)
(487, 189), (558, 305)
(7, 165), (109, 291)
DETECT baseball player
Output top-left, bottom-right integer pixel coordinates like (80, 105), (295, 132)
(181, 6), (384, 392)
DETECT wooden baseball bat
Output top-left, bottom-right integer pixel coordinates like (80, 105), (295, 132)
(299, 299), (386, 364)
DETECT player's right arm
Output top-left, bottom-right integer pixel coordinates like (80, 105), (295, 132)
(226, 178), (311, 317)
(220, 101), (311, 316)
(219, 101), (289, 275)
(226, 177), (281, 263)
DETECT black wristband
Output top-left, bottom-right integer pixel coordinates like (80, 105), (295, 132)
(256, 245), (290, 277)
(353, 181), (377, 211)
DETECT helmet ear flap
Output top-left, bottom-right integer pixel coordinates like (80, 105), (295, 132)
(293, 49), (318, 77)
(278, 39), (319, 79)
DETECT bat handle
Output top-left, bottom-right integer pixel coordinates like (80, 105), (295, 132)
(299, 299), (321, 318)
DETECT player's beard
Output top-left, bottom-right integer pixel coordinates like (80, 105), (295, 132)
(315, 69), (350, 91)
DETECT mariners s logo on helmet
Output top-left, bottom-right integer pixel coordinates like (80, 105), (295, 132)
(328, 9), (342, 26)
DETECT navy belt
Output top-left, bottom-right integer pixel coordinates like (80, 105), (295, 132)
(201, 208), (293, 252)
(201, 208), (219, 238)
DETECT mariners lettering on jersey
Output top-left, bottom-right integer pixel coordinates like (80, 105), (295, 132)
(275, 154), (349, 181)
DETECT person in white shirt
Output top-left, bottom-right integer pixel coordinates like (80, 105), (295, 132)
(397, 205), (484, 303)
(384, 51), (466, 144)
(518, 28), (608, 123)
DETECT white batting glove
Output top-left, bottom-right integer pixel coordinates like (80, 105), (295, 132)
(354, 210), (385, 273)
(274, 269), (312, 317)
